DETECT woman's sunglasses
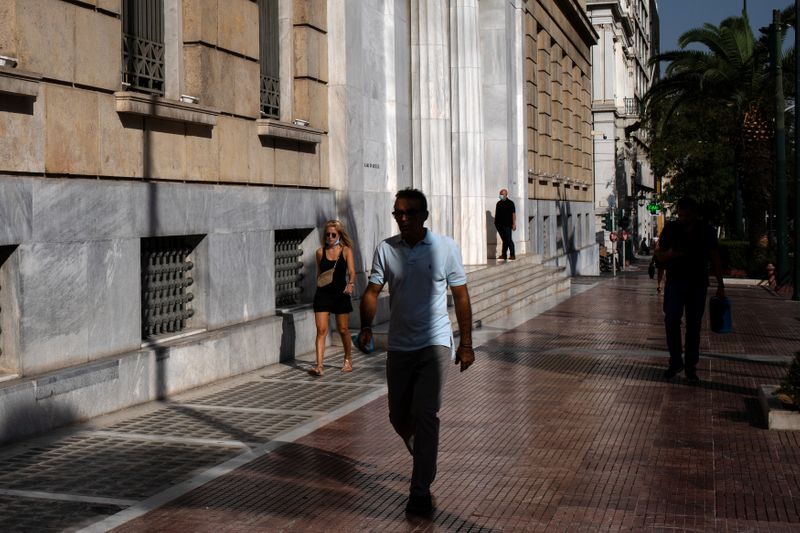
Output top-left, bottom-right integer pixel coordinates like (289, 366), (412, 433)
(325, 232), (338, 238)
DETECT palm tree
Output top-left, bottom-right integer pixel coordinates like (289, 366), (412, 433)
(643, 10), (774, 249)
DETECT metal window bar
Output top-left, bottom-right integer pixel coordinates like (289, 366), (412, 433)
(275, 231), (304, 307)
(624, 97), (642, 117)
(141, 237), (195, 339)
(259, 0), (280, 118)
(122, 0), (165, 96)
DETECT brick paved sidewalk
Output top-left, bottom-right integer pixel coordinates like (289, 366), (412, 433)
(109, 273), (800, 532)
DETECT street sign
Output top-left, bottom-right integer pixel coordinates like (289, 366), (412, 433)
(622, 229), (629, 241)
(610, 232), (618, 242)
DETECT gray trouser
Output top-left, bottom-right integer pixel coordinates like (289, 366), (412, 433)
(386, 345), (450, 498)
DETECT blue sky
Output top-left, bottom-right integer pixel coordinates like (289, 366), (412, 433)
(659, 0), (793, 52)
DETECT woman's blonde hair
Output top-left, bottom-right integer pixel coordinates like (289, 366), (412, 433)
(320, 219), (353, 248)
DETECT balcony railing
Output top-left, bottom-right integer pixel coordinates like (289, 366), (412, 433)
(623, 97), (642, 117)
(260, 75), (280, 119)
(122, 34), (165, 96)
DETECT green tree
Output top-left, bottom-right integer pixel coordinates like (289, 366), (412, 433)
(643, 10), (774, 249)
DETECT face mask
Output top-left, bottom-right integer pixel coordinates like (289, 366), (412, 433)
(499, 195), (506, 200)
(329, 239), (340, 247)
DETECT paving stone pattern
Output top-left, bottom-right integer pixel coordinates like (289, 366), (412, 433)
(115, 274), (800, 532)
(0, 348), (385, 531)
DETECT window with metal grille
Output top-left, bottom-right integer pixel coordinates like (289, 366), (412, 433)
(141, 236), (201, 339)
(122, 0), (165, 96)
(259, 0), (280, 118)
(275, 230), (305, 307)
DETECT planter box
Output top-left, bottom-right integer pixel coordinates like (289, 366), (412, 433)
(759, 385), (800, 430)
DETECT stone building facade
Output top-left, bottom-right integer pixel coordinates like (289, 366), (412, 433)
(0, 0), (596, 443)
(587, 0), (659, 251)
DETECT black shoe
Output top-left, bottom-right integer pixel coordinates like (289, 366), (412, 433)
(663, 364), (684, 380)
(685, 368), (701, 384)
(405, 493), (433, 516)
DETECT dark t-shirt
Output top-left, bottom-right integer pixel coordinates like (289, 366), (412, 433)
(657, 220), (718, 285)
(495, 199), (515, 228)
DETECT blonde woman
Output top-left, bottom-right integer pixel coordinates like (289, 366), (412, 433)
(310, 220), (357, 376)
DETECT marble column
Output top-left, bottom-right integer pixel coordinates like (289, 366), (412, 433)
(449, 0), (486, 265)
(410, 0), (452, 236)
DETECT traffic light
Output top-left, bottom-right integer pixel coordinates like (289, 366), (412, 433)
(601, 213), (612, 231)
(646, 201), (660, 214)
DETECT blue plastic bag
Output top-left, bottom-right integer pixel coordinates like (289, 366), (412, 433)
(351, 334), (375, 354)
(709, 296), (732, 334)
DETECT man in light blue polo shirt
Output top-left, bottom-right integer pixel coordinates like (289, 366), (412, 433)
(358, 188), (474, 516)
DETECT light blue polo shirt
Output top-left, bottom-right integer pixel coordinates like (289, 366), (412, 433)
(368, 229), (467, 352)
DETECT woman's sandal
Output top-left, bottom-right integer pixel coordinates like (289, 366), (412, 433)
(308, 365), (324, 376)
(341, 359), (353, 373)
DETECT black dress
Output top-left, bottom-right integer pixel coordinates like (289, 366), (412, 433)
(313, 248), (353, 314)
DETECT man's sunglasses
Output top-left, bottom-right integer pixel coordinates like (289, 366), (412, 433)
(392, 209), (422, 218)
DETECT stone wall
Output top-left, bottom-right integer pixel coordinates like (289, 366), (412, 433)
(0, 0), (327, 188)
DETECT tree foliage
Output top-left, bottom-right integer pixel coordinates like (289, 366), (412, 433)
(643, 5), (797, 247)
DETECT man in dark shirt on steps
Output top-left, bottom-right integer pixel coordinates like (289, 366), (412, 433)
(655, 196), (725, 383)
(494, 188), (516, 261)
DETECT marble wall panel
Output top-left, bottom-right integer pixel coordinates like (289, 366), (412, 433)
(294, 0), (327, 30)
(97, 0), (120, 14)
(217, 116), (251, 182)
(75, 9), (120, 91)
(0, 1), (18, 58)
(44, 85), (100, 176)
(319, 134), (330, 188)
(0, 90), (45, 175)
(86, 239), (140, 359)
(31, 178), (138, 242)
(274, 138), (301, 186)
(297, 143), (320, 187)
(326, 85), (348, 189)
(183, 45), (223, 110)
(482, 84), (508, 141)
(16, 0), (75, 82)
(206, 231), (272, 329)
(98, 92), (144, 178)
(158, 333), (232, 394)
(233, 58), (260, 118)
(294, 26), (321, 80)
(18, 242), (90, 374)
(144, 118), (187, 181)
(183, 0), (218, 45)
(186, 123), (220, 182)
(250, 135), (275, 186)
(217, 0), (258, 59)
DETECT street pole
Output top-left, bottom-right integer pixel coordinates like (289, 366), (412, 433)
(611, 211), (616, 277)
(794, 0), (800, 300)
(772, 10), (789, 284)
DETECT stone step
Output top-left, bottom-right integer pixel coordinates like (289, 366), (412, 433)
(476, 272), (571, 325)
(458, 262), (547, 299)
(463, 254), (541, 285)
(345, 266), (568, 351)
(450, 267), (564, 321)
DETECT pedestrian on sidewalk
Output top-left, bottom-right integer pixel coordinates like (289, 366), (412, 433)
(494, 188), (516, 261)
(310, 220), (357, 376)
(655, 196), (724, 383)
(358, 188), (475, 516)
(649, 255), (666, 294)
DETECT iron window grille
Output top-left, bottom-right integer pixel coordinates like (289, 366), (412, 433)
(259, 0), (280, 118)
(141, 236), (200, 339)
(624, 97), (642, 117)
(275, 230), (305, 307)
(122, 0), (165, 96)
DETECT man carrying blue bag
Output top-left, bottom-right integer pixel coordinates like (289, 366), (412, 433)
(655, 196), (726, 383)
